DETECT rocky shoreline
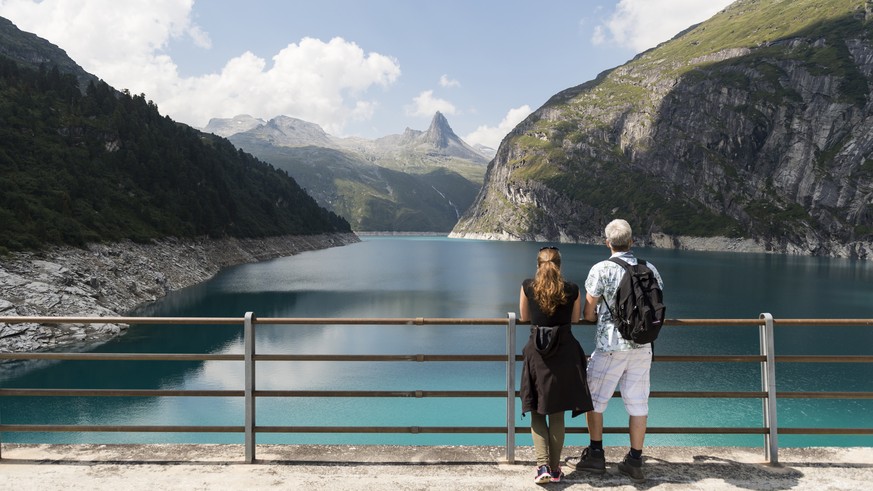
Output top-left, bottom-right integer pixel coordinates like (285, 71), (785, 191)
(449, 231), (872, 260)
(0, 233), (360, 353)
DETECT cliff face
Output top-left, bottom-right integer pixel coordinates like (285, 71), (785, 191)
(451, 0), (873, 259)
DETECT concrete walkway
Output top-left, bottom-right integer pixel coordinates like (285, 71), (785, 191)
(1, 444), (871, 490)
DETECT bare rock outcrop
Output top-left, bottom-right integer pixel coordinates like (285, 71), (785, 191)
(0, 233), (359, 352)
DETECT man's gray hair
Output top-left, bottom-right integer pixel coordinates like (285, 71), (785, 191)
(605, 219), (633, 249)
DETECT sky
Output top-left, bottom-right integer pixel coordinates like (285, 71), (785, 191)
(0, 0), (734, 149)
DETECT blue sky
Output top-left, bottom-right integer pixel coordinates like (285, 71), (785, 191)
(0, 0), (733, 148)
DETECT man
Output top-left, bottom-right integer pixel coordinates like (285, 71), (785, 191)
(566, 218), (663, 483)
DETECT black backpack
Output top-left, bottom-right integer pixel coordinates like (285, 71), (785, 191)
(605, 257), (665, 344)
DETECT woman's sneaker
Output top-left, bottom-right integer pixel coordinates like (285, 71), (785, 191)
(534, 464), (552, 484)
(565, 446), (606, 473)
(550, 466), (564, 483)
(617, 453), (645, 483)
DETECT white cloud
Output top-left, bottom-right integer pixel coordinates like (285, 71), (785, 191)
(464, 105), (531, 150)
(439, 74), (460, 88)
(406, 90), (457, 117)
(161, 37), (401, 133)
(593, 0), (734, 53)
(0, 0), (401, 134)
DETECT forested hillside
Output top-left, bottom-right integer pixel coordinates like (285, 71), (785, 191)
(0, 56), (350, 253)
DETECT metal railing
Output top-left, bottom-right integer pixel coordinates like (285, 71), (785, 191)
(1, 313), (872, 464)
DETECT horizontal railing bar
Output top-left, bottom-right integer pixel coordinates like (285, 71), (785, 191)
(778, 428), (873, 434)
(771, 319), (873, 326)
(654, 355), (765, 362)
(0, 354), (784, 363)
(0, 316), (244, 325)
(664, 319), (763, 326)
(254, 354), (508, 362)
(0, 425), (243, 433)
(4, 353), (870, 363)
(255, 390), (506, 398)
(0, 390), (776, 399)
(0, 353), (243, 361)
(255, 390), (772, 399)
(4, 317), (873, 327)
(0, 389), (242, 397)
(569, 427), (771, 435)
(5, 424), (866, 436)
(256, 426), (509, 434)
(5, 389), (867, 400)
(2, 317), (765, 327)
(775, 356), (873, 363)
(775, 391), (873, 399)
(651, 391), (767, 398)
(255, 317), (509, 325)
(255, 426), (772, 435)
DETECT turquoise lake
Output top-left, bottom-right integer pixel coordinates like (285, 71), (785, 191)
(2, 236), (872, 447)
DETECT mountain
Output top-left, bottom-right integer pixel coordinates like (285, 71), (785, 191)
(0, 17), (98, 91)
(214, 112), (487, 232)
(203, 114), (266, 138)
(388, 111), (487, 162)
(0, 17), (351, 253)
(451, 0), (873, 259)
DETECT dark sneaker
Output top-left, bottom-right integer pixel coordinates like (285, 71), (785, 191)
(565, 446), (606, 473)
(618, 453), (645, 483)
(550, 466), (564, 483)
(534, 464), (552, 484)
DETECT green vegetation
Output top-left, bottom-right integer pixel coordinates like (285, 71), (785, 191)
(0, 56), (350, 253)
(549, 0), (869, 133)
(857, 159), (873, 179)
(636, 0), (863, 74)
(744, 198), (813, 236)
(516, 155), (743, 238)
(232, 142), (481, 232)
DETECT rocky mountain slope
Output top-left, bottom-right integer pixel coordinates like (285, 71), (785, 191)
(451, 0), (873, 259)
(207, 112), (487, 232)
(0, 17), (98, 90)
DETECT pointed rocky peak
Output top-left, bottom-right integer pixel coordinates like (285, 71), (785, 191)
(423, 111), (457, 148)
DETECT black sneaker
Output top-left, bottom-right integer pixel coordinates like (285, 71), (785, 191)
(617, 453), (645, 483)
(565, 446), (606, 473)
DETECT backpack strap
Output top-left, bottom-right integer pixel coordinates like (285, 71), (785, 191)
(607, 256), (632, 272)
(604, 258), (631, 321)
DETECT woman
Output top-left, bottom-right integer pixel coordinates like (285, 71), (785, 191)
(519, 246), (594, 484)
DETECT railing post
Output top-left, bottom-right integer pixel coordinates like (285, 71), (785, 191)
(759, 313), (778, 464)
(505, 312), (517, 464)
(244, 311), (256, 463)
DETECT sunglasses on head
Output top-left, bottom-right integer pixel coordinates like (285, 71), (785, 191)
(539, 246), (559, 251)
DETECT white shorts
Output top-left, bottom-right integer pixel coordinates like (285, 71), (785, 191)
(586, 348), (652, 416)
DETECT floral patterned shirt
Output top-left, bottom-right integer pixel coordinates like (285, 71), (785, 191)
(584, 251), (664, 353)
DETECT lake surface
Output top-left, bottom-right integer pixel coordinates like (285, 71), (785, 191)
(2, 236), (872, 447)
